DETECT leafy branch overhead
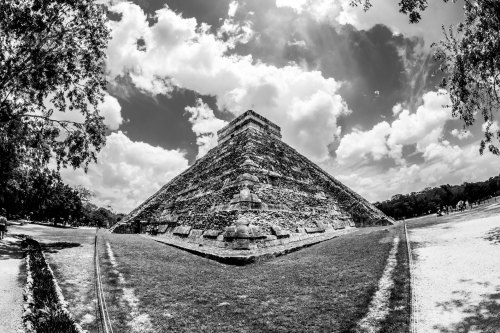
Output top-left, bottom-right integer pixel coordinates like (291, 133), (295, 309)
(0, 0), (110, 170)
(351, 0), (500, 155)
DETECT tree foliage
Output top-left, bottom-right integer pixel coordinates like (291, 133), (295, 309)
(0, 0), (110, 173)
(0, 167), (83, 222)
(375, 175), (500, 219)
(350, 0), (431, 23)
(435, 1), (500, 154)
(351, 0), (500, 155)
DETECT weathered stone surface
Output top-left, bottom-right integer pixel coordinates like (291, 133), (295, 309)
(189, 229), (204, 238)
(271, 225), (290, 239)
(113, 110), (393, 241)
(232, 239), (251, 250)
(203, 230), (222, 238)
(305, 227), (325, 234)
(173, 226), (192, 237)
(157, 225), (169, 234)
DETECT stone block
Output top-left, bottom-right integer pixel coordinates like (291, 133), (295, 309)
(305, 227), (325, 234)
(189, 229), (204, 238)
(203, 229), (222, 239)
(232, 239), (251, 250)
(157, 225), (169, 234)
(173, 226), (192, 237)
(271, 225), (290, 239)
(334, 222), (346, 230)
(315, 221), (326, 229)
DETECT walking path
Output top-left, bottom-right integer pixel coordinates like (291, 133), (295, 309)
(410, 214), (500, 333)
(0, 236), (25, 333)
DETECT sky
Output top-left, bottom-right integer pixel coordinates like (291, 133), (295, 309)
(60, 0), (500, 213)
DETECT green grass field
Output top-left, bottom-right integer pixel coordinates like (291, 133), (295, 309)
(99, 225), (409, 333)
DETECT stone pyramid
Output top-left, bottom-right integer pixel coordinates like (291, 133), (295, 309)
(114, 110), (392, 256)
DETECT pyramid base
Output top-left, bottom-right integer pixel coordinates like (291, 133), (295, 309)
(143, 227), (356, 265)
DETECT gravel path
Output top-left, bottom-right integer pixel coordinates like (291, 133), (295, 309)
(0, 236), (25, 333)
(410, 213), (500, 333)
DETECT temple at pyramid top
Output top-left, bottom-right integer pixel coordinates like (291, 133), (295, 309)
(217, 110), (282, 144)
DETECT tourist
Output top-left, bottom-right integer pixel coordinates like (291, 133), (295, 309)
(0, 214), (7, 240)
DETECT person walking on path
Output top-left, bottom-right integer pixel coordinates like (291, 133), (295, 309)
(0, 214), (7, 240)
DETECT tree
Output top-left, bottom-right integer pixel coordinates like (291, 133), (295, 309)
(435, 1), (500, 154)
(351, 0), (500, 155)
(0, 0), (110, 179)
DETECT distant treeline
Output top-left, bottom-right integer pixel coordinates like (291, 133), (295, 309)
(374, 174), (500, 220)
(0, 167), (123, 227)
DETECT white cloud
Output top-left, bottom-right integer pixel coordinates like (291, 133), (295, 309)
(185, 99), (228, 158)
(450, 128), (472, 140)
(335, 90), (451, 164)
(60, 131), (188, 213)
(48, 93), (123, 130)
(392, 103), (403, 116)
(276, 0), (463, 47)
(387, 90), (451, 159)
(335, 121), (391, 165)
(228, 1), (239, 17)
(99, 94), (123, 130)
(276, 0), (355, 24)
(482, 120), (500, 134)
(326, 139), (499, 203)
(106, 3), (350, 161)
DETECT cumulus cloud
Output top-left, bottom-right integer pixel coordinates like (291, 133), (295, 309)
(450, 129), (472, 140)
(106, 2), (350, 161)
(227, 1), (239, 18)
(99, 94), (123, 130)
(392, 103), (403, 115)
(336, 90), (451, 165)
(185, 99), (228, 158)
(326, 139), (499, 203)
(60, 131), (188, 213)
(335, 121), (391, 164)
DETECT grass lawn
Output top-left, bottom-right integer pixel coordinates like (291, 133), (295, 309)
(99, 225), (408, 333)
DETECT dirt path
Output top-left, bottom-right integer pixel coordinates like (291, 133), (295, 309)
(0, 236), (25, 333)
(410, 214), (500, 333)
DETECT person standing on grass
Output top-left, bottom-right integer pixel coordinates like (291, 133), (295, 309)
(0, 214), (7, 240)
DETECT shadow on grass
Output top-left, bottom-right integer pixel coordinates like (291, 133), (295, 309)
(40, 241), (81, 253)
(433, 282), (500, 333)
(484, 227), (500, 245)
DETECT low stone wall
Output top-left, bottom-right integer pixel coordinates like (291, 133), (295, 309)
(144, 227), (355, 265)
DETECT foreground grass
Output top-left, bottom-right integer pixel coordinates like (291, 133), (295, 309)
(100, 226), (403, 333)
(379, 227), (411, 332)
